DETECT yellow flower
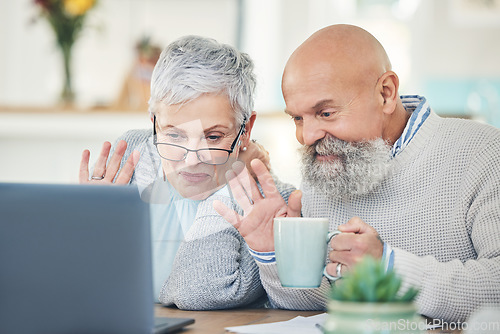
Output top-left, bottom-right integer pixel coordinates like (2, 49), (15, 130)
(63, 0), (96, 16)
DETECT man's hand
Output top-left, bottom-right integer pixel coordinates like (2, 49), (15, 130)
(79, 140), (140, 185)
(213, 159), (301, 252)
(326, 216), (384, 276)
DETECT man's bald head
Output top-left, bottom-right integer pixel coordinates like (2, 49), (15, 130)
(283, 24), (392, 93)
(282, 24), (408, 147)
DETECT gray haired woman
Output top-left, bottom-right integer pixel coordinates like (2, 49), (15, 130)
(80, 35), (294, 310)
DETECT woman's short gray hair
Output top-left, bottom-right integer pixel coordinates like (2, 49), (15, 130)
(148, 35), (256, 126)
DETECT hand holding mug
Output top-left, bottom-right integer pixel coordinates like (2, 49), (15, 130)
(326, 216), (384, 277)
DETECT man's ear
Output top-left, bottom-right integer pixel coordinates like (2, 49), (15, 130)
(378, 71), (399, 115)
(241, 111), (257, 148)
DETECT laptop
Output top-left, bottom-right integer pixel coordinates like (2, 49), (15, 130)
(0, 182), (194, 334)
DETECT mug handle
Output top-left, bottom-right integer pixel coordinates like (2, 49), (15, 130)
(323, 230), (342, 281)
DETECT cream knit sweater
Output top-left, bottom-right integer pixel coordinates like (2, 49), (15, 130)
(257, 111), (500, 322)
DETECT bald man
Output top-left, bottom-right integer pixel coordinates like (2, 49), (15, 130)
(215, 24), (500, 322)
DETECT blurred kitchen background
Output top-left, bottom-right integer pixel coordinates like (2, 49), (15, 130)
(1, 0), (499, 187)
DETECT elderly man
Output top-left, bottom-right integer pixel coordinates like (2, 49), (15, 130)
(214, 24), (500, 322)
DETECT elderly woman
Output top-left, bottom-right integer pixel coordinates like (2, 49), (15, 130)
(79, 36), (294, 310)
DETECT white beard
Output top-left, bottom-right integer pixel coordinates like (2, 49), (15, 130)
(300, 135), (392, 199)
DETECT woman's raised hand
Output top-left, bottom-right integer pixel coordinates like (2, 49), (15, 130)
(79, 140), (140, 185)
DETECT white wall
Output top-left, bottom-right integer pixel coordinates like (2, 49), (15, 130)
(410, 0), (500, 79)
(2, 0), (500, 111)
(0, 111), (301, 187)
(1, 0), (500, 186)
(0, 111), (151, 184)
(0, 0), (238, 108)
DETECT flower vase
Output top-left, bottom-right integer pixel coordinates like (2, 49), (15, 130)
(59, 42), (75, 106)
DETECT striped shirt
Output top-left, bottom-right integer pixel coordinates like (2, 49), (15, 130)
(251, 95), (432, 271)
(392, 95), (431, 157)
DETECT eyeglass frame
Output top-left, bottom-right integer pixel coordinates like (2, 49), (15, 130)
(153, 115), (247, 165)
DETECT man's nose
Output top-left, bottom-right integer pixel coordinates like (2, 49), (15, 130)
(301, 118), (327, 146)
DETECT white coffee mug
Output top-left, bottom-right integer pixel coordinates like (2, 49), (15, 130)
(274, 217), (341, 288)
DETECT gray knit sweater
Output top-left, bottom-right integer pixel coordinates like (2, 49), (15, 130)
(113, 129), (295, 310)
(257, 111), (500, 322)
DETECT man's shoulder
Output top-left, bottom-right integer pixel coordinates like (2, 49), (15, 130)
(440, 116), (498, 134)
(437, 116), (500, 147)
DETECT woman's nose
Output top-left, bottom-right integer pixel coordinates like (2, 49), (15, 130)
(184, 149), (201, 166)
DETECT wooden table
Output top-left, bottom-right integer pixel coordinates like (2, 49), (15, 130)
(155, 305), (461, 333)
(155, 305), (321, 333)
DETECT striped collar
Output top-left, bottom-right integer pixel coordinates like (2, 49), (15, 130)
(391, 95), (431, 157)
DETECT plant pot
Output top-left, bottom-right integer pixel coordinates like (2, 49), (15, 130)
(323, 300), (426, 334)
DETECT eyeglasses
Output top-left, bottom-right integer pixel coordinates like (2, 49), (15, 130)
(153, 116), (246, 165)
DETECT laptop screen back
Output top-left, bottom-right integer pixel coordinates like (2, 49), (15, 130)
(0, 183), (154, 334)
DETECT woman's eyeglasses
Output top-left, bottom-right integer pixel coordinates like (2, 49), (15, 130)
(153, 116), (246, 165)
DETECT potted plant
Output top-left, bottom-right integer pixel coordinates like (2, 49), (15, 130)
(323, 256), (425, 334)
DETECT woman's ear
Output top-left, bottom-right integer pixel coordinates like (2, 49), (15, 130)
(378, 71), (399, 115)
(241, 111), (257, 150)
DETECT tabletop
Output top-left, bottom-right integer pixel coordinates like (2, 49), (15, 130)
(155, 305), (322, 333)
(154, 305), (461, 334)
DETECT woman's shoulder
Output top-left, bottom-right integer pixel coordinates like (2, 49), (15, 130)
(116, 129), (152, 148)
(198, 186), (234, 213)
(115, 128), (155, 160)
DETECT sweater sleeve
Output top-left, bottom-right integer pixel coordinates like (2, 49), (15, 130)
(158, 193), (266, 310)
(394, 134), (500, 323)
(257, 262), (331, 310)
